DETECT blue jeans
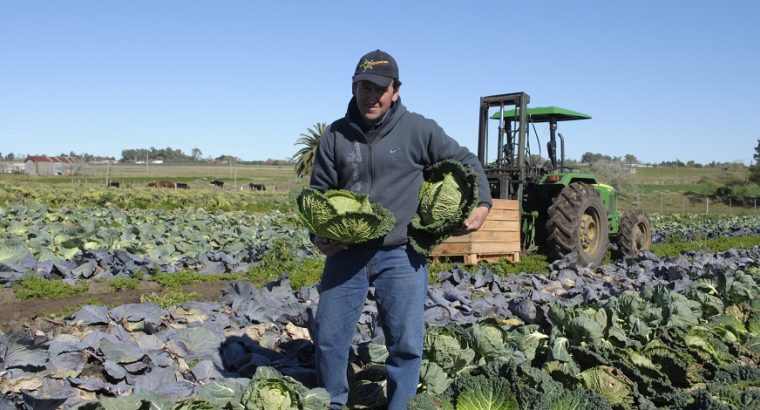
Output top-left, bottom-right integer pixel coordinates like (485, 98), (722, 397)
(314, 244), (428, 410)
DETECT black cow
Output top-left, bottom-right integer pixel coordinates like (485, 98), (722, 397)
(108, 182), (120, 188)
(249, 183), (266, 191)
(210, 179), (224, 188)
(176, 182), (189, 189)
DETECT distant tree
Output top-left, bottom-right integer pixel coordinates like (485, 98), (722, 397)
(589, 159), (634, 194)
(750, 139), (760, 183)
(7, 153), (14, 161)
(623, 154), (639, 164)
(191, 148), (203, 161)
(293, 122), (326, 179)
(581, 152), (612, 164)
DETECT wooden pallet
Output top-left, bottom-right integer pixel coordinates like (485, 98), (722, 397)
(429, 199), (521, 265)
(431, 251), (520, 265)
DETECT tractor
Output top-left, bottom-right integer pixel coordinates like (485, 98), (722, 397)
(477, 92), (652, 265)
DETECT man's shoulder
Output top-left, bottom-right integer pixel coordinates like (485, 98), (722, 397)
(325, 117), (351, 134)
(398, 108), (443, 132)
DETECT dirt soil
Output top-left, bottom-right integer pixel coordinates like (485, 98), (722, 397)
(0, 280), (234, 333)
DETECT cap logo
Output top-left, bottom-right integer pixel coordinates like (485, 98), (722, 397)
(360, 58), (389, 72)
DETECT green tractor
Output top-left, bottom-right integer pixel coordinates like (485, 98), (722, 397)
(477, 92), (652, 265)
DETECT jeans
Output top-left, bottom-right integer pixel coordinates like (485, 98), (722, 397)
(314, 244), (428, 410)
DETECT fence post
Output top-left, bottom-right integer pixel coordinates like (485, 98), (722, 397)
(660, 194), (663, 214)
(706, 197), (709, 214)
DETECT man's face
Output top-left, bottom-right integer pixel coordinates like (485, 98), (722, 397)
(353, 80), (399, 125)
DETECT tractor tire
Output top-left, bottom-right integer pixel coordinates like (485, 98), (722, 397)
(614, 208), (653, 258)
(546, 182), (609, 266)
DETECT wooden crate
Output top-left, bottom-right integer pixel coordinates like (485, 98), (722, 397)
(430, 199), (521, 265)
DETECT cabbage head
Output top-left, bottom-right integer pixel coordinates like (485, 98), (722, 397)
(241, 366), (330, 410)
(409, 160), (479, 255)
(419, 172), (464, 226)
(290, 187), (395, 244)
(577, 365), (635, 408)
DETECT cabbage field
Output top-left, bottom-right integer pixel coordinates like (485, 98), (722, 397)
(1, 184), (760, 409)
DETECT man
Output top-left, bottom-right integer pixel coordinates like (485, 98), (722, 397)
(310, 49), (492, 409)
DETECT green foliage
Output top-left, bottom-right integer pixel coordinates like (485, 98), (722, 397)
(152, 271), (242, 289)
(246, 239), (324, 289)
(13, 276), (89, 300)
(171, 398), (218, 410)
(451, 375), (520, 409)
(750, 139), (760, 184)
(106, 276), (141, 291)
(0, 181), (290, 213)
(423, 323), (477, 376)
(139, 290), (199, 308)
(290, 187), (395, 244)
(430, 254), (549, 281)
(408, 391), (454, 410)
(652, 235), (760, 257)
(293, 123), (326, 179)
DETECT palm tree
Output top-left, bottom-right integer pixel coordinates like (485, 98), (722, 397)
(293, 122), (326, 179)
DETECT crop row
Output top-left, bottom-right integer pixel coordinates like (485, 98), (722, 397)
(2, 205), (760, 287)
(651, 214), (760, 243)
(0, 182), (288, 213)
(0, 205), (310, 286)
(1, 245), (758, 408)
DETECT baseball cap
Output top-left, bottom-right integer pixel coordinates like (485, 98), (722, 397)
(352, 49), (399, 87)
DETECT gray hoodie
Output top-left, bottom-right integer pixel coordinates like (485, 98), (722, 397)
(310, 97), (492, 247)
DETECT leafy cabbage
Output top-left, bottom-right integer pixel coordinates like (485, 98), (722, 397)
(240, 366), (330, 410)
(290, 187), (395, 244)
(409, 160), (479, 254)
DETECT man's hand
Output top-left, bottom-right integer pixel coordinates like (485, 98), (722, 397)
(312, 235), (348, 256)
(451, 205), (490, 236)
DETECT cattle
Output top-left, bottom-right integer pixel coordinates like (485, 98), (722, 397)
(175, 182), (189, 189)
(148, 180), (175, 189)
(249, 183), (266, 191)
(108, 181), (120, 188)
(210, 179), (224, 188)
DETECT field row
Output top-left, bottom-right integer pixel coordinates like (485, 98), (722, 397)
(2, 244), (758, 408)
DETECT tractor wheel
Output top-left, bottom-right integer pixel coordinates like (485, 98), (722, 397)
(546, 182), (609, 266)
(614, 209), (653, 258)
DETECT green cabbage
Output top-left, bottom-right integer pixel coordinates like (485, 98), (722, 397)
(578, 366), (635, 407)
(290, 187), (395, 244)
(419, 172), (464, 226)
(241, 366), (330, 410)
(409, 160), (479, 255)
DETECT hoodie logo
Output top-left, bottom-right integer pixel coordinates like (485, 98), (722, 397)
(390, 147), (400, 154)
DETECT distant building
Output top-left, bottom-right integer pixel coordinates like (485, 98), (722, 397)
(24, 156), (80, 176)
(89, 159), (117, 165)
(0, 162), (25, 174)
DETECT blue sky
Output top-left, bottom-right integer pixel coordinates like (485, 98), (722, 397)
(1, 1), (758, 164)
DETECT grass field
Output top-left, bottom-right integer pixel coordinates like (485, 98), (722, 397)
(1, 162), (757, 216)
(0, 163), (305, 193)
